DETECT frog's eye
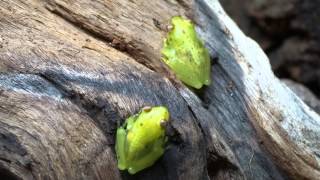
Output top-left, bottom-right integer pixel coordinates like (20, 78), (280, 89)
(142, 106), (152, 112)
(160, 120), (167, 128)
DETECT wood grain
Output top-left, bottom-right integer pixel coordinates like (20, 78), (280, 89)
(0, 0), (319, 179)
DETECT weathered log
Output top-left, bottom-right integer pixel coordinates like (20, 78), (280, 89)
(0, 0), (319, 180)
(283, 79), (320, 114)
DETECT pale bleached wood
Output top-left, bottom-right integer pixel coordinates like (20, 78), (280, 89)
(193, 0), (320, 179)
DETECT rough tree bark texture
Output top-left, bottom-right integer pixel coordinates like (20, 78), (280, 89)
(0, 0), (319, 180)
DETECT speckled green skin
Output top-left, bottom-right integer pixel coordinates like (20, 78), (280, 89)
(161, 16), (211, 89)
(115, 106), (169, 174)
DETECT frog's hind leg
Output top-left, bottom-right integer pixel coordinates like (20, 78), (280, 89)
(127, 138), (165, 174)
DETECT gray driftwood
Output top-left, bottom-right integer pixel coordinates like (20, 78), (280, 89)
(0, 0), (319, 179)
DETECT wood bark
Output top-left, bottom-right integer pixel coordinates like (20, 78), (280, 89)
(0, 0), (319, 180)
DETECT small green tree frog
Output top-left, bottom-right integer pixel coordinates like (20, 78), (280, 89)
(161, 16), (211, 89)
(115, 106), (170, 174)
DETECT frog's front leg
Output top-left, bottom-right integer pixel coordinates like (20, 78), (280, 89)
(115, 127), (127, 170)
(127, 138), (166, 174)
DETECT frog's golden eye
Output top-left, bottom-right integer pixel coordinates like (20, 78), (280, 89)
(160, 120), (167, 128)
(142, 106), (152, 112)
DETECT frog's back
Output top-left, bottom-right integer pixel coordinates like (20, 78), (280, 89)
(126, 107), (169, 160)
(127, 118), (162, 157)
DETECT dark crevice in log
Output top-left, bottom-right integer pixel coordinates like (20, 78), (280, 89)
(0, 122), (35, 180)
(187, 105), (207, 142)
(2, 71), (115, 147)
(0, 168), (21, 180)
(37, 71), (117, 144)
(0, 73), (119, 179)
(44, 3), (108, 41)
(207, 151), (240, 179)
(0, 128), (28, 158)
(185, 104), (239, 178)
(70, 96), (120, 145)
(179, 88), (245, 179)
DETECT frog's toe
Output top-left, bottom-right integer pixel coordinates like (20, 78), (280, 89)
(117, 163), (127, 170)
(128, 167), (138, 174)
(204, 79), (211, 85)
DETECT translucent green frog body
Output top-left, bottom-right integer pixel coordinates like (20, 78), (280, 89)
(162, 16), (211, 89)
(115, 106), (169, 174)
